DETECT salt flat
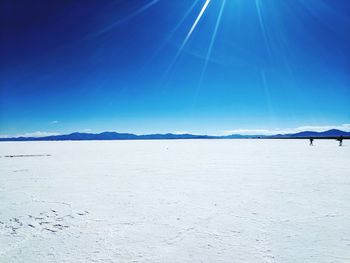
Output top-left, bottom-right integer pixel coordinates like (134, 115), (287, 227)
(0, 139), (349, 263)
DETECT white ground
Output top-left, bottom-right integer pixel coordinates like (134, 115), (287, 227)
(0, 139), (349, 263)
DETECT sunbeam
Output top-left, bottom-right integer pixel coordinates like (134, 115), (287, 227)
(147, 0), (201, 63)
(133, 0), (202, 89)
(260, 69), (275, 123)
(92, 0), (161, 37)
(196, 0), (227, 94)
(255, 0), (272, 56)
(163, 0), (212, 80)
(173, 0), (212, 61)
(180, 0), (212, 52)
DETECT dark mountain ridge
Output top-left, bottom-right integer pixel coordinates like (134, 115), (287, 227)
(269, 129), (350, 138)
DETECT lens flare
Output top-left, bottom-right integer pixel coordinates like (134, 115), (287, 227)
(164, 0), (213, 79)
(197, 0), (227, 90)
(92, 0), (161, 37)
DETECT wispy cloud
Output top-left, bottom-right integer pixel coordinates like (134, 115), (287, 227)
(50, 120), (59, 124)
(172, 131), (190, 135)
(19, 131), (61, 137)
(222, 124), (350, 136)
(0, 131), (61, 138)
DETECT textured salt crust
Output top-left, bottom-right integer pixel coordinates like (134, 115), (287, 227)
(0, 139), (349, 262)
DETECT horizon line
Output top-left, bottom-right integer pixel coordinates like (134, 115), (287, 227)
(1, 124), (350, 139)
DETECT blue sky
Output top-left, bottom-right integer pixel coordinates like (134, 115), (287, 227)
(1, 0), (349, 136)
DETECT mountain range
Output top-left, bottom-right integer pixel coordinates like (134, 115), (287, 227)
(0, 129), (349, 141)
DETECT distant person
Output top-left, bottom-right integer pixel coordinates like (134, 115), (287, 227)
(337, 136), (343, 146)
(309, 137), (314, 146)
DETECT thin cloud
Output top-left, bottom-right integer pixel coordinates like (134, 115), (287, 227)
(11, 131), (60, 138)
(50, 121), (59, 124)
(222, 124), (350, 136)
(172, 131), (190, 135)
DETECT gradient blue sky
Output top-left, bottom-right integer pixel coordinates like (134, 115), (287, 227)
(1, 0), (349, 136)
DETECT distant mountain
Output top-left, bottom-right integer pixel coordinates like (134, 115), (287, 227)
(139, 133), (212, 140)
(223, 134), (264, 139)
(270, 129), (350, 138)
(0, 132), (216, 141)
(0, 129), (349, 141)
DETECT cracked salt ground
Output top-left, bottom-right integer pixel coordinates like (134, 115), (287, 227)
(0, 208), (89, 235)
(0, 140), (350, 262)
(0, 202), (89, 236)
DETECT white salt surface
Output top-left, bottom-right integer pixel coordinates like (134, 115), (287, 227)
(0, 139), (349, 262)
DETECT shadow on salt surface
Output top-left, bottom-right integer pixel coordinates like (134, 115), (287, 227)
(1, 154), (51, 158)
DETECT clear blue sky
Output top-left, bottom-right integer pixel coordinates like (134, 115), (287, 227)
(1, 0), (349, 136)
